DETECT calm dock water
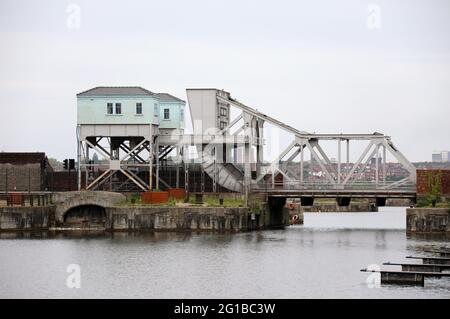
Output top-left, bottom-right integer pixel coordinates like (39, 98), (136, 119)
(0, 207), (449, 298)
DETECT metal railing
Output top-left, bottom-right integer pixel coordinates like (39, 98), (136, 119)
(0, 192), (53, 207)
(250, 181), (416, 193)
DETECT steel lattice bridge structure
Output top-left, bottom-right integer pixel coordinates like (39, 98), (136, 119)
(76, 88), (417, 204)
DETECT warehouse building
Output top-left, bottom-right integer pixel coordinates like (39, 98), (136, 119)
(0, 152), (51, 191)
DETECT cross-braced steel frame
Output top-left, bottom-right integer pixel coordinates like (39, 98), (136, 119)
(76, 89), (416, 197)
(76, 125), (184, 192)
(213, 91), (416, 194)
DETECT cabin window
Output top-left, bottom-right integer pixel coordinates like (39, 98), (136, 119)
(164, 108), (170, 120)
(115, 103), (121, 114)
(136, 103), (142, 115)
(220, 107), (227, 116)
(107, 103), (113, 114)
(220, 121), (227, 129)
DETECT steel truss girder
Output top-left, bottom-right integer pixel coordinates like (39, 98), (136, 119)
(305, 140), (337, 185)
(265, 135), (416, 191)
(280, 147), (303, 178)
(255, 140), (298, 183)
(119, 145), (146, 164)
(219, 114), (243, 135)
(120, 169), (147, 191)
(216, 91), (416, 191)
(120, 141), (148, 164)
(217, 95), (305, 137)
(86, 169), (111, 190)
(159, 145), (175, 161)
(90, 170), (116, 191)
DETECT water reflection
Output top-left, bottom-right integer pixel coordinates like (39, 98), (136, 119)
(407, 233), (450, 241)
(336, 231), (351, 248)
(1, 208), (449, 299)
(375, 231), (387, 250)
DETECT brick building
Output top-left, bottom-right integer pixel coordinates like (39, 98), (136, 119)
(416, 169), (450, 200)
(0, 152), (51, 191)
(46, 171), (81, 192)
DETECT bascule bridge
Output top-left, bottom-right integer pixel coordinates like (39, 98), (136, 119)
(76, 87), (417, 207)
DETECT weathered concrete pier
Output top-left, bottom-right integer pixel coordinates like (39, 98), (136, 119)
(0, 206), (52, 230)
(406, 208), (450, 233)
(423, 249), (450, 257)
(361, 269), (450, 286)
(363, 247), (450, 286)
(406, 255), (450, 265)
(383, 262), (450, 273)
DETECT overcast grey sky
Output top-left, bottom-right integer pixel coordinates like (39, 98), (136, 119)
(0, 0), (449, 162)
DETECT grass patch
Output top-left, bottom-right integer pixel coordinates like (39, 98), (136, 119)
(187, 195), (245, 207)
(116, 193), (142, 206)
(416, 196), (450, 208)
(116, 193), (178, 207)
(116, 193), (245, 208)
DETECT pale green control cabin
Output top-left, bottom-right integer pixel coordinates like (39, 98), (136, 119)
(77, 87), (185, 133)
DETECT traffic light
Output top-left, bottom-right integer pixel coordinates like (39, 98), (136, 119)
(69, 159), (75, 170)
(63, 159), (68, 170)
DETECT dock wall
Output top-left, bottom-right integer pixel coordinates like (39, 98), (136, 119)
(406, 208), (450, 233)
(0, 206), (53, 231)
(106, 206), (249, 232)
(1, 204), (288, 232)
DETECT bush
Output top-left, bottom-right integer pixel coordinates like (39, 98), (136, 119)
(426, 171), (442, 203)
(168, 198), (177, 207)
(416, 197), (431, 208)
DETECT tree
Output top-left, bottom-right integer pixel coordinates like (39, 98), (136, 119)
(426, 170), (442, 207)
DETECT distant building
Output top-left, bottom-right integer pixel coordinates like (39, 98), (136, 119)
(370, 157), (382, 166)
(432, 151), (450, 163)
(432, 152), (442, 163)
(0, 152), (51, 191)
